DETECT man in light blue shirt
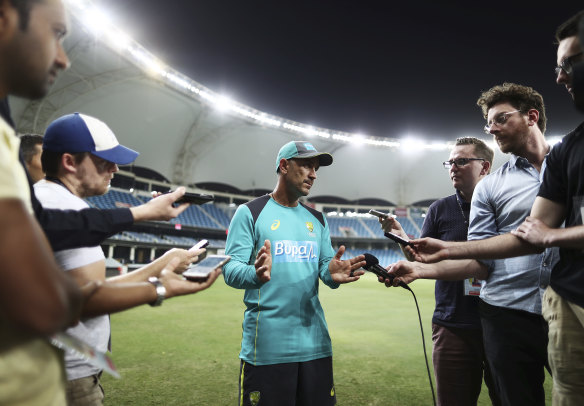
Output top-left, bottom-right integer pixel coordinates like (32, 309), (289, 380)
(384, 83), (558, 406)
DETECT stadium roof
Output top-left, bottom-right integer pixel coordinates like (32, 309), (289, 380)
(8, 0), (511, 206)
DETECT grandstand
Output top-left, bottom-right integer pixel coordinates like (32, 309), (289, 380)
(7, 0), (499, 268)
(83, 167), (426, 268)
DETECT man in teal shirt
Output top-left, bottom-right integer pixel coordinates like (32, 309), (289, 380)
(224, 141), (365, 406)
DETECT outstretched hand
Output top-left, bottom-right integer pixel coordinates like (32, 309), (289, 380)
(255, 240), (272, 283)
(379, 215), (408, 239)
(160, 258), (221, 298)
(328, 246), (366, 284)
(130, 187), (190, 222)
(408, 237), (450, 263)
(161, 247), (205, 274)
(382, 260), (421, 287)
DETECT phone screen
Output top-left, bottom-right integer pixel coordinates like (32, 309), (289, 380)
(183, 255), (230, 280)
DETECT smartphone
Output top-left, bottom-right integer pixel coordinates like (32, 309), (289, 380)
(368, 209), (389, 219)
(384, 232), (413, 247)
(183, 255), (231, 281)
(189, 239), (209, 252)
(168, 191), (215, 205)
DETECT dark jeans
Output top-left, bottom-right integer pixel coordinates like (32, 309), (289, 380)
(479, 300), (549, 406)
(432, 323), (500, 406)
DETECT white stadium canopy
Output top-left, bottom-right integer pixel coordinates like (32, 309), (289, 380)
(8, 0), (513, 207)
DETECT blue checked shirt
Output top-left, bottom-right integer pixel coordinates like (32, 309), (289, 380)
(468, 154), (558, 314)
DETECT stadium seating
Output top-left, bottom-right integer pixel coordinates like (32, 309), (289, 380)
(88, 188), (425, 266)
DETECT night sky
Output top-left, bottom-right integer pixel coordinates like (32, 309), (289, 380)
(94, 0), (583, 141)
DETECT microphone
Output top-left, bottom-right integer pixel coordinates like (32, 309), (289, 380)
(362, 253), (410, 290)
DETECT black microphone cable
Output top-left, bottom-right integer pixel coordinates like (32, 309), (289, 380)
(407, 284), (437, 406)
(362, 253), (436, 406)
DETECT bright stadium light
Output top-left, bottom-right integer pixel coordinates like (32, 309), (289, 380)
(68, 0), (468, 152)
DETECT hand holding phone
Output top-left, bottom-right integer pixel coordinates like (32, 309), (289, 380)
(189, 239), (209, 252)
(384, 232), (413, 247)
(368, 209), (389, 219)
(167, 190), (215, 205)
(183, 255), (231, 281)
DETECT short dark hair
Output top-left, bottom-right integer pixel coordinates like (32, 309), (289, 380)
(8, 0), (45, 30)
(454, 137), (494, 168)
(18, 133), (43, 164)
(555, 10), (584, 43)
(41, 150), (87, 177)
(476, 82), (547, 134)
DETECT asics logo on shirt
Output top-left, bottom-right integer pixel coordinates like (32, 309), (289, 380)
(273, 240), (319, 263)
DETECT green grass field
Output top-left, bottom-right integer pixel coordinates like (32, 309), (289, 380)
(101, 275), (552, 405)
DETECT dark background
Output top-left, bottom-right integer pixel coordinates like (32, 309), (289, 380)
(95, 1), (584, 140)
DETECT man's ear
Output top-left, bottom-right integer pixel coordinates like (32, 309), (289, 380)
(61, 153), (79, 173)
(278, 158), (288, 175)
(481, 160), (491, 176)
(527, 108), (540, 128)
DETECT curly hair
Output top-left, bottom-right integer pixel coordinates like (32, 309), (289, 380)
(476, 82), (546, 134)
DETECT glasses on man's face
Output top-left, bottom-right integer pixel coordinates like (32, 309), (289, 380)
(442, 158), (485, 169)
(555, 51), (584, 77)
(483, 110), (520, 134)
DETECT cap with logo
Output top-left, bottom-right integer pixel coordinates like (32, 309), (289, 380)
(276, 141), (333, 172)
(43, 112), (139, 165)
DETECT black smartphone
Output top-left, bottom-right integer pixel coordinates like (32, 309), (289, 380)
(183, 255), (231, 281)
(384, 232), (413, 247)
(168, 191), (214, 205)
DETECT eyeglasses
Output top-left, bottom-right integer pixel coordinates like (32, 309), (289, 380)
(442, 158), (485, 169)
(483, 110), (520, 134)
(555, 52), (583, 77)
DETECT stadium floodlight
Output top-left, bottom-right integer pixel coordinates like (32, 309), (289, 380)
(80, 6), (112, 36)
(68, 0), (465, 152)
(401, 137), (426, 153)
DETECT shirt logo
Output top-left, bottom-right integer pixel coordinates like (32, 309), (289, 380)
(306, 222), (314, 232)
(273, 240), (319, 263)
(271, 220), (280, 230)
(249, 391), (260, 406)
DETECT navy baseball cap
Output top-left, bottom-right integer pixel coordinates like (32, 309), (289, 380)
(276, 141), (333, 172)
(43, 113), (139, 165)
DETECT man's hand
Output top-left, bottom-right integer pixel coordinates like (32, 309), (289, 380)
(328, 246), (365, 284)
(383, 260), (421, 287)
(255, 240), (272, 283)
(161, 247), (204, 274)
(408, 237), (450, 263)
(379, 216), (408, 239)
(130, 187), (190, 222)
(160, 258), (221, 298)
(511, 216), (551, 248)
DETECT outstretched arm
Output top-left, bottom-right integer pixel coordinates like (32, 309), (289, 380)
(327, 246), (365, 284)
(383, 259), (488, 287)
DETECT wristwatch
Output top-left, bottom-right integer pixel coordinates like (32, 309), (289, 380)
(147, 277), (166, 307)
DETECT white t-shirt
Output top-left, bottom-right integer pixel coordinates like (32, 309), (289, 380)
(34, 180), (109, 380)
